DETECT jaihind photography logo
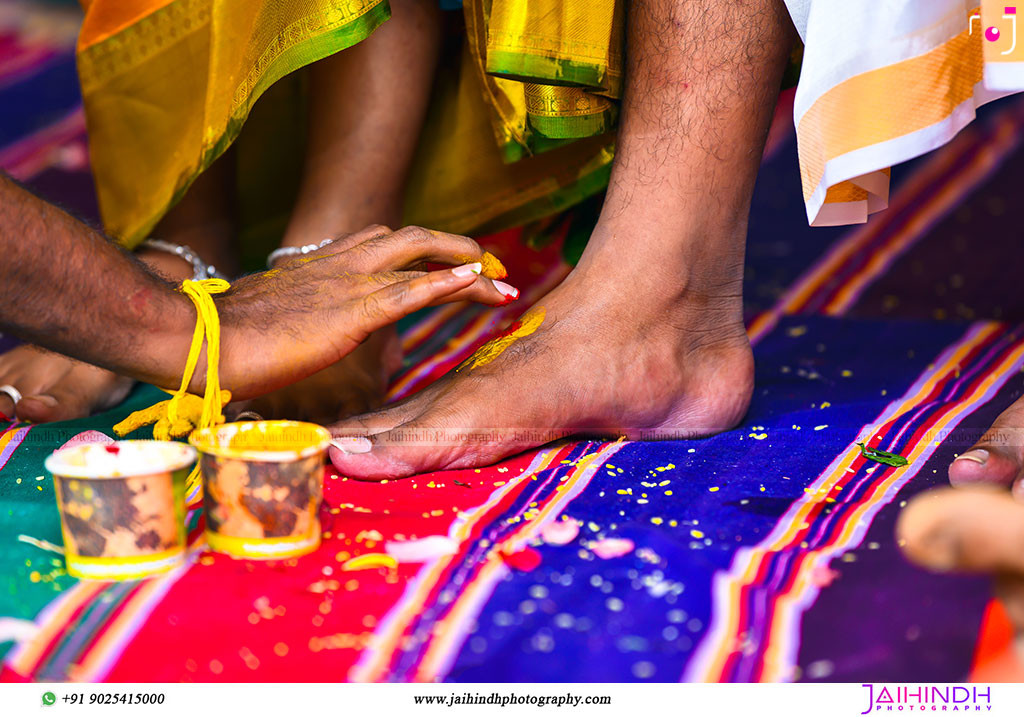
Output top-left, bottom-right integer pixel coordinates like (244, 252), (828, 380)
(860, 685), (993, 713)
(970, 6), (1018, 54)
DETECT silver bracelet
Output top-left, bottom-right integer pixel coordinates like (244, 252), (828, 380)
(142, 239), (227, 281)
(267, 237), (335, 269)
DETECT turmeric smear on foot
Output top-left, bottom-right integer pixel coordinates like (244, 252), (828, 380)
(454, 251), (507, 280)
(457, 307), (545, 372)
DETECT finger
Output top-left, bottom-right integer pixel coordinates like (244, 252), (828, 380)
(316, 224), (394, 255)
(366, 270), (519, 306)
(349, 264), (487, 336)
(340, 225), (507, 277)
(273, 225), (395, 267)
(898, 486), (1024, 574)
(948, 400), (1024, 490)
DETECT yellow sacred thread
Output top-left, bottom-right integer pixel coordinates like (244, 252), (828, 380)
(113, 279), (232, 500)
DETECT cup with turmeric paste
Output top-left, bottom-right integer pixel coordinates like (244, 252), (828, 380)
(45, 440), (195, 580)
(189, 420), (331, 559)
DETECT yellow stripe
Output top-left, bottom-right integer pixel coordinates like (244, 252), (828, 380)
(798, 8), (983, 202)
(823, 117), (1017, 314)
(9, 581), (106, 675)
(387, 312), (497, 399)
(350, 445), (565, 682)
(698, 323), (998, 680)
(413, 442), (623, 681)
(761, 335), (1024, 681)
(400, 304), (466, 353)
(73, 578), (164, 680)
(205, 524), (319, 559)
(0, 426), (22, 457)
(74, 536), (206, 680)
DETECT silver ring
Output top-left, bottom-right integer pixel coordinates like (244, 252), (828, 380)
(0, 384), (23, 406)
(234, 411), (264, 422)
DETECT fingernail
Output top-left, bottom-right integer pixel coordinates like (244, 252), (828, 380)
(331, 437), (372, 454)
(29, 395), (58, 408)
(492, 280), (520, 299)
(452, 263), (482, 278)
(955, 449), (989, 465)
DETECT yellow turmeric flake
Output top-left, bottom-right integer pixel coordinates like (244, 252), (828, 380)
(342, 553), (398, 571)
(454, 252), (507, 280)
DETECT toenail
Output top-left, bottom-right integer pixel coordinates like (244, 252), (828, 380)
(331, 436), (372, 454)
(955, 449), (989, 465)
(492, 280), (520, 299)
(28, 395), (58, 408)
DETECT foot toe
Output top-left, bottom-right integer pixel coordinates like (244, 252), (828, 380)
(949, 401), (1024, 488)
(14, 394), (64, 423)
(15, 366), (132, 423)
(949, 447), (1021, 487)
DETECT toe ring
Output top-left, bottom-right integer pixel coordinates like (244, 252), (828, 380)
(0, 384), (23, 406)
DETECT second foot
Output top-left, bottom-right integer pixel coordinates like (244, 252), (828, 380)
(239, 328), (402, 424)
(0, 345), (134, 423)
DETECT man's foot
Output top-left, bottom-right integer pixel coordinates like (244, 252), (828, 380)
(0, 345), (133, 422)
(327, 245), (754, 478)
(948, 396), (1024, 497)
(326, 0), (796, 478)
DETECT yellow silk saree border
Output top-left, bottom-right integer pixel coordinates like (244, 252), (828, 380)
(463, 0), (621, 160)
(78, 0), (391, 247)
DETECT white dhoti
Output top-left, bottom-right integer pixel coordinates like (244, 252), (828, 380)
(785, 1), (1024, 226)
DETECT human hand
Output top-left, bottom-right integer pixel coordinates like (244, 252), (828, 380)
(210, 225), (518, 400)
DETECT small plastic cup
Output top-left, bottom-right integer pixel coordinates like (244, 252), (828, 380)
(44, 440), (195, 580)
(189, 420), (331, 559)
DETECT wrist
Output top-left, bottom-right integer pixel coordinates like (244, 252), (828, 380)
(132, 281), (201, 392)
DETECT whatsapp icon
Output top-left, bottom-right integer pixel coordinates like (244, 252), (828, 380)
(41, 691), (56, 706)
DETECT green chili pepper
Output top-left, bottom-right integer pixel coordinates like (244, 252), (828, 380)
(856, 442), (909, 467)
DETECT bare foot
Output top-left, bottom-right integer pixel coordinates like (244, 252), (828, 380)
(323, 0), (793, 477)
(0, 345), (133, 422)
(241, 327), (402, 424)
(948, 396), (1024, 497)
(327, 239), (754, 478)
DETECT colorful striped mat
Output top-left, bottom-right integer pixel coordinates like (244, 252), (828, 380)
(2, 5), (1022, 683)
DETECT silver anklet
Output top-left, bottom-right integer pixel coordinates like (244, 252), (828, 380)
(142, 239), (228, 281)
(267, 237), (335, 269)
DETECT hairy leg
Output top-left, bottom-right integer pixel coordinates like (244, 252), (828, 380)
(245, 0), (444, 423)
(282, 0), (442, 244)
(0, 153), (238, 422)
(328, 0), (796, 478)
